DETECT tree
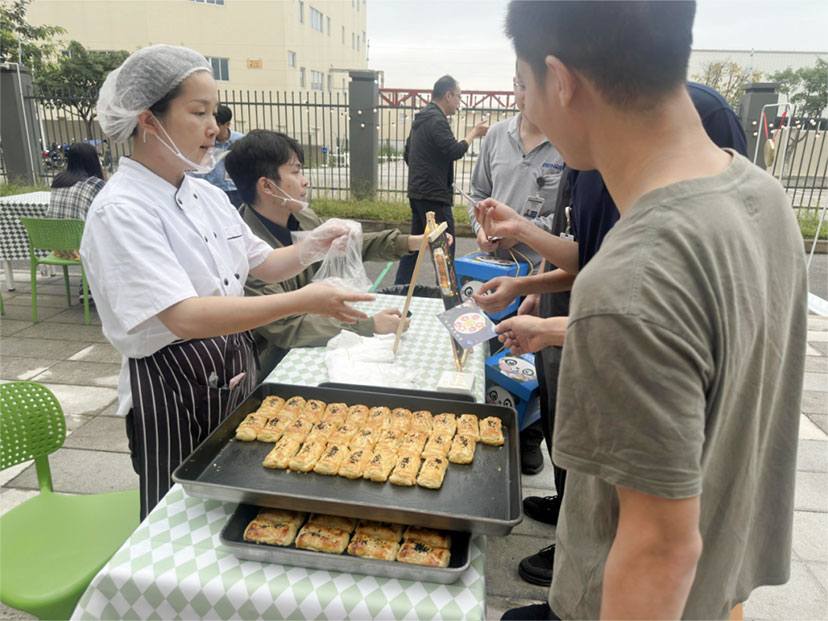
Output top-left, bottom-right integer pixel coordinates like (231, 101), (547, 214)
(693, 61), (763, 109)
(0, 0), (63, 74)
(36, 40), (129, 136)
(770, 59), (828, 118)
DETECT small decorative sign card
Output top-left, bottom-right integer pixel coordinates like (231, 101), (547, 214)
(437, 300), (498, 350)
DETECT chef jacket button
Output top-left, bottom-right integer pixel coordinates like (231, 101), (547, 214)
(223, 278), (229, 285)
(193, 193), (198, 199)
(234, 273), (240, 279)
(213, 232), (218, 238)
(203, 236), (208, 242)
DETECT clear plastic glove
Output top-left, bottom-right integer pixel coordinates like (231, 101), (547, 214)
(293, 218), (352, 266)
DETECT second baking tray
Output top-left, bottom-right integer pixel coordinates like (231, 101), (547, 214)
(173, 382), (522, 535)
(220, 503), (471, 584)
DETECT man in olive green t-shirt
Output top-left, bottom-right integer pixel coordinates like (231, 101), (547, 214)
(481, 3), (808, 620)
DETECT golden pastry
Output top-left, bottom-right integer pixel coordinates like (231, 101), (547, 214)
(282, 396), (307, 414)
(363, 448), (398, 483)
(259, 395), (286, 413)
(262, 436), (302, 469)
(295, 524), (350, 554)
(302, 399), (327, 424)
(479, 416), (505, 446)
(366, 406), (391, 431)
(257, 508), (306, 527)
(347, 535), (400, 561)
(346, 404), (370, 426)
(337, 448), (372, 479)
(421, 432), (452, 459)
(313, 443), (349, 475)
(388, 453), (422, 487)
(374, 429), (401, 451)
(322, 402), (349, 426)
(432, 413), (457, 436)
(389, 408), (413, 433)
(305, 420), (336, 444)
(282, 417), (314, 442)
(397, 431), (428, 456)
(243, 518), (299, 546)
(328, 423), (359, 445)
(256, 416), (284, 443)
(397, 541), (451, 567)
(354, 520), (404, 542)
(349, 427), (378, 450)
(456, 414), (480, 440)
(448, 434), (476, 464)
(416, 456), (448, 489)
(306, 514), (356, 533)
(411, 410), (433, 434)
(288, 440), (326, 472)
(235, 412), (268, 441)
(403, 526), (451, 549)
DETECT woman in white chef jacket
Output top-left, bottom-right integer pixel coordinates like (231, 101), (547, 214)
(81, 45), (372, 518)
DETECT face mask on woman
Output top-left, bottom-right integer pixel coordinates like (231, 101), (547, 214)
(149, 115), (226, 174)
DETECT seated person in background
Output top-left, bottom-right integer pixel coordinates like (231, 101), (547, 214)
(194, 103), (245, 207)
(46, 142), (106, 260)
(225, 130), (422, 380)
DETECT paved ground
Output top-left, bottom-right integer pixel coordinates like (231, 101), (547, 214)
(1, 248), (826, 620)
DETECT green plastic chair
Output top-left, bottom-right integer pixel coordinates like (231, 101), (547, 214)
(0, 382), (139, 620)
(19, 218), (91, 324)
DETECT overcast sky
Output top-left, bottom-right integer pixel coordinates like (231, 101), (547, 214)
(367, 0), (828, 90)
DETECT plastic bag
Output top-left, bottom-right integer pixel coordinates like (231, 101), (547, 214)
(292, 218), (372, 291)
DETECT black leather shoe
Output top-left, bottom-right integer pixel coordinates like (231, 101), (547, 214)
(501, 602), (560, 620)
(520, 441), (544, 475)
(522, 495), (561, 525)
(518, 544), (555, 587)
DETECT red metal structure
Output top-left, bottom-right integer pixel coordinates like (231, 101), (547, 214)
(379, 88), (517, 110)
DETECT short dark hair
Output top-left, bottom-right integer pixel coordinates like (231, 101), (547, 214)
(51, 142), (104, 189)
(215, 103), (232, 125)
(505, 1), (696, 108)
(224, 130), (304, 206)
(432, 75), (459, 100)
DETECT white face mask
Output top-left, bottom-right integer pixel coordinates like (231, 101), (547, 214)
(264, 180), (309, 211)
(150, 115), (225, 174)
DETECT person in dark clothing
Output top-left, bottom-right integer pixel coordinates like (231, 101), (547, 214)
(394, 75), (488, 284)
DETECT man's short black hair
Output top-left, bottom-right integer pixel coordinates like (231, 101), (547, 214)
(432, 75), (459, 100)
(224, 130), (304, 206)
(505, 1), (696, 108)
(215, 103), (233, 125)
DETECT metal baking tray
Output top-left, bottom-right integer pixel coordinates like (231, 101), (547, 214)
(173, 383), (522, 535)
(220, 503), (471, 584)
(318, 382), (476, 403)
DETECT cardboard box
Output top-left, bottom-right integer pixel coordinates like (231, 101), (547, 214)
(455, 252), (530, 320)
(485, 349), (540, 430)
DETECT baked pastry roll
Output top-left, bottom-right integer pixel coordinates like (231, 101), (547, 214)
(448, 434), (476, 464)
(257, 508), (306, 527)
(313, 443), (349, 475)
(307, 513), (356, 533)
(411, 410), (433, 434)
(295, 524), (350, 554)
(366, 406), (391, 431)
(374, 429), (401, 451)
(479, 417), (505, 446)
(271, 410), (299, 435)
(337, 448), (372, 479)
(389, 408), (413, 433)
(262, 436), (302, 469)
(354, 520), (404, 542)
(282, 396), (307, 414)
(288, 440), (326, 472)
(235, 412), (268, 441)
(282, 417), (314, 442)
(416, 456), (448, 489)
(397, 431), (428, 456)
(256, 416), (285, 443)
(329, 423), (359, 445)
(346, 404), (370, 426)
(301, 399), (327, 424)
(456, 414), (480, 440)
(403, 526), (451, 549)
(421, 433), (452, 459)
(243, 518), (300, 546)
(322, 402), (349, 425)
(349, 427), (378, 450)
(347, 534), (400, 561)
(388, 453), (422, 487)
(305, 420), (335, 444)
(397, 541), (451, 567)
(363, 448), (398, 482)
(260, 395), (285, 411)
(432, 413), (457, 436)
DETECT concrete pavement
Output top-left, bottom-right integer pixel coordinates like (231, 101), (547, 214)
(1, 254), (826, 620)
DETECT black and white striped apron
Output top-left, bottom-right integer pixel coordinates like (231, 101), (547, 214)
(126, 331), (257, 518)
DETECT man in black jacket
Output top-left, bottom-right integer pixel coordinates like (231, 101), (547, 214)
(394, 75), (488, 284)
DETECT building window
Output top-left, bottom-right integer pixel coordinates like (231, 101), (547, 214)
(311, 70), (324, 91)
(300, 67), (306, 87)
(341, 26), (345, 44)
(192, 0), (224, 4)
(206, 56), (229, 81)
(298, 0), (304, 23)
(356, 34), (360, 52)
(327, 74), (332, 91)
(327, 16), (331, 35)
(287, 50), (296, 67)
(351, 32), (355, 50)
(310, 7), (323, 32)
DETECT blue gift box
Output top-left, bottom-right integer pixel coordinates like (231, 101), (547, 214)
(485, 349), (540, 430)
(455, 252), (530, 320)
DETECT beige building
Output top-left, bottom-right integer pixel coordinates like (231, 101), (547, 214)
(26, 0), (369, 93)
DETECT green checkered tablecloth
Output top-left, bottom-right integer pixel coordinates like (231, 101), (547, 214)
(72, 486), (486, 620)
(266, 294), (487, 403)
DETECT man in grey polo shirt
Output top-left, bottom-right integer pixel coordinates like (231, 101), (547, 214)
(467, 70), (564, 475)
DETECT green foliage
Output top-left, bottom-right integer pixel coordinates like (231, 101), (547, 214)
(311, 198), (471, 225)
(692, 61), (763, 108)
(0, 182), (50, 196)
(770, 59), (828, 118)
(0, 0), (63, 74)
(799, 212), (828, 241)
(36, 41), (129, 134)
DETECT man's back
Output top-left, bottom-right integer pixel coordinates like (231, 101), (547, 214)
(552, 153), (807, 619)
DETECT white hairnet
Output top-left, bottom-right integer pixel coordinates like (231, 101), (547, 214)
(96, 44), (212, 143)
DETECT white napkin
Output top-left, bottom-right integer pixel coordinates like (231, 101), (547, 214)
(324, 331), (416, 389)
